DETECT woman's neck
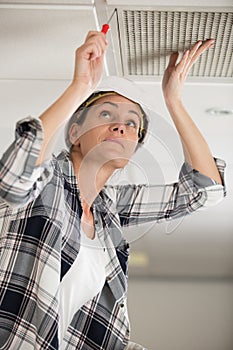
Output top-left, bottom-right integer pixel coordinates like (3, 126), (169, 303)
(70, 149), (115, 208)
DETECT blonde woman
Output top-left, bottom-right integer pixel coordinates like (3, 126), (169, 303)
(0, 31), (225, 349)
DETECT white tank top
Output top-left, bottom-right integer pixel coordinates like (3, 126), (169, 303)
(58, 229), (109, 346)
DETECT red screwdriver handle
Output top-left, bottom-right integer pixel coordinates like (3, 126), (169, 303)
(101, 24), (110, 34)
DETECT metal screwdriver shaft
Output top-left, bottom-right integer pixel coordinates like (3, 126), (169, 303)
(101, 9), (116, 34)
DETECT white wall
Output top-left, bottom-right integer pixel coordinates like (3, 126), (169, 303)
(128, 278), (233, 350)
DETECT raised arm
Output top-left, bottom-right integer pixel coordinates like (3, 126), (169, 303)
(0, 31), (108, 207)
(36, 31), (108, 165)
(162, 39), (222, 184)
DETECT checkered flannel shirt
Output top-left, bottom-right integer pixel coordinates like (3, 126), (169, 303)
(0, 117), (226, 349)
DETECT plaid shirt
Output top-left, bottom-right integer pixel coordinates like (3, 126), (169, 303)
(0, 117), (226, 350)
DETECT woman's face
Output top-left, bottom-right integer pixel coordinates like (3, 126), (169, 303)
(70, 94), (142, 169)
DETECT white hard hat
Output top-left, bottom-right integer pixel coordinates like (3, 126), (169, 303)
(65, 76), (151, 148)
(97, 76), (153, 111)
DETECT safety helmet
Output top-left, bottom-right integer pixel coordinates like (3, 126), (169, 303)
(65, 76), (150, 149)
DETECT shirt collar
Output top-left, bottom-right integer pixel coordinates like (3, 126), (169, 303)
(56, 150), (114, 209)
(56, 149), (79, 191)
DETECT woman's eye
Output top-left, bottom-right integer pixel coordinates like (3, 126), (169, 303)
(126, 120), (137, 128)
(100, 111), (112, 119)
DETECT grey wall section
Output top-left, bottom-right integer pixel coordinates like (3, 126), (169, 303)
(127, 278), (233, 350)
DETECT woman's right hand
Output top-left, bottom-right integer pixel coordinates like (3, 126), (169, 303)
(36, 31), (108, 165)
(72, 31), (108, 93)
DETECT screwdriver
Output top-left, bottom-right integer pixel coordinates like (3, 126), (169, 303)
(101, 9), (116, 34)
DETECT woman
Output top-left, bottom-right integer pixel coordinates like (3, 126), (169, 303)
(0, 31), (226, 349)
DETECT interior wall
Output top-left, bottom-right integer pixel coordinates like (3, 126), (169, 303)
(127, 278), (233, 350)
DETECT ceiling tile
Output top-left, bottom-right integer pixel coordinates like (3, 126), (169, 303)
(0, 7), (97, 80)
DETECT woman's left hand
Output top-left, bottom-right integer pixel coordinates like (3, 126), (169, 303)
(162, 39), (215, 104)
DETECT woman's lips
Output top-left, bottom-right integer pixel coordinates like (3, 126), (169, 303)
(103, 138), (124, 148)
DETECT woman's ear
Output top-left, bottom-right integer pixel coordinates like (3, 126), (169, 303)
(69, 123), (80, 146)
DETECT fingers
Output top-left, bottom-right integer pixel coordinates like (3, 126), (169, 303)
(86, 31), (108, 59)
(167, 52), (179, 69)
(176, 39), (215, 78)
(175, 49), (189, 73)
(187, 39), (214, 65)
(162, 39), (215, 101)
(86, 30), (108, 48)
(76, 31), (108, 61)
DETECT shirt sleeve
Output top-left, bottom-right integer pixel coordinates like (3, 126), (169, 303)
(0, 117), (53, 207)
(115, 158), (226, 226)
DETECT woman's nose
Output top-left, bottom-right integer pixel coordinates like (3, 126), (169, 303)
(110, 123), (126, 135)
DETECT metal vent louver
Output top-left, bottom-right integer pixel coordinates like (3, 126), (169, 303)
(118, 9), (233, 80)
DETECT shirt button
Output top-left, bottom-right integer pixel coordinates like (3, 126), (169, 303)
(120, 303), (124, 308)
(94, 220), (98, 225)
(106, 276), (111, 282)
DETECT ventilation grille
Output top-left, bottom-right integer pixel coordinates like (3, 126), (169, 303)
(118, 9), (233, 80)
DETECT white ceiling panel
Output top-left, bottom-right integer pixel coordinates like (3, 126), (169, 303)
(0, 6), (96, 80)
(0, 0), (94, 4)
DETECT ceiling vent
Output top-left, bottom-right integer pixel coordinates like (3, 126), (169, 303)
(113, 8), (233, 81)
